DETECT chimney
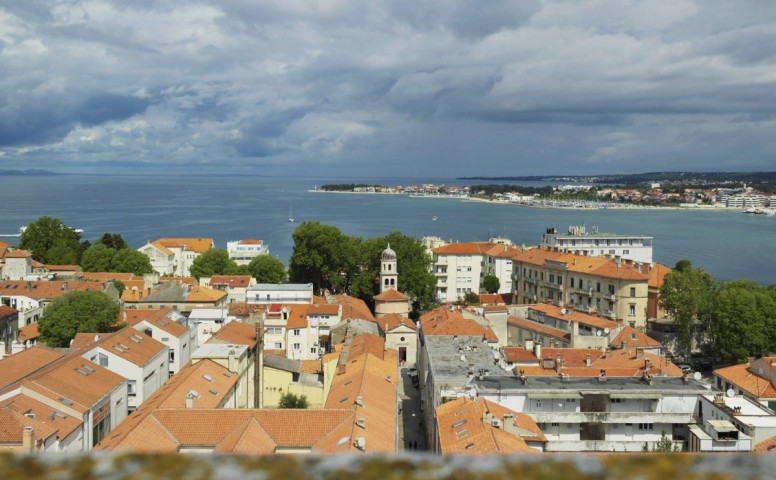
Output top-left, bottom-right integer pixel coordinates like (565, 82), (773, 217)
(567, 305), (574, 312)
(186, 393), (194, 408)
(747, 357), (754, 365)
(549, 338), (555, 348)
(228, 349), (236, 372)
(546, 300), (553, 305)
(26, 281), (31, 290)
(645, 358), (651, 370)
(534, 343), (541, 361)
(636, 348), (644, 359)
(62, 281), (68, 291)
(555, 354), (562, 372)
(598, 369), (607, 382)
(621, 340), (627, 350)
(22, 427), (35, 452)
(585, 353), (591, 367)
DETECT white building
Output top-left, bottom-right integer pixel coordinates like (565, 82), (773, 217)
(76, 328), (168, 411)
(127, 308), (197, 377)
(432, 242), (523, 303)
(540, 226), (653, 263)
(246, 283), (314, 304)
(137, 238), (214, 276)
(226, 239), (268, 265)
(188, 307), (230, 345)
(688, 393), (776, 452)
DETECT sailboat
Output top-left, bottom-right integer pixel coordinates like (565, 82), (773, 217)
(288, 205), (295, 222)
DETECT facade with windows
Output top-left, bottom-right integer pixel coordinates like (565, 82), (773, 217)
(540, 226), (653, 263)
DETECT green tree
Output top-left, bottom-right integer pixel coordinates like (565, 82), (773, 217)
(113, 280), (126, 296)
(483, 274), (500, 294)
(349, 232), (436, 318)
(81, 244), (115, 272)
(18, 216), (87, 264)
(463, 291), (481, 305)
(247, 255), (288, 283)
(708, 281), (776, 365)
(288, 222), (359, 293)
(110, 248), (154, 275)
(96, 232), (128, 250)
(659, 263), (714, 354)
(278, 392), (308, 409)
(188, 248), (240, 279)
(38, 291), (122, 348)
(674, 259), (692, 273)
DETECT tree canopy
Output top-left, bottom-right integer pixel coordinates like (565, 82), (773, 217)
(80, 243), (153, 275)
(38, 291), (122, 348)
(17, 216), (89, 265)
(483, 274), (500, 294)
(278, 392), (308, 409)
(288, 222), (359, 293)
(96, 232), (128, 250)
(658, 261), (713, 354)
(188, 248), (242, 279)
(247, 255), (288, 283)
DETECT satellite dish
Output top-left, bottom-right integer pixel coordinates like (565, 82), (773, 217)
(693, 371), (702, 381)
(604, 328), (610, 334)
(595, 330), (602, 337)
(561, 308), (567, 315)
(469, 388), (477, 398)
(726, 389), (735, 398)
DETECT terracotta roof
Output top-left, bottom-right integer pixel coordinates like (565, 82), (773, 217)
(228, 303), (268, 317)
(484, 244), (524, 258)
(286, 305), (309, 329)
(4, 250), (32, 258)
(378, 313), (417, 332)
(120, 308), (168, 326)
(17, 323), (39, 342)
(374, 288), (408, 301)
(44, 265), (80, 272)
(212, 417), (276, 454)
(648, 263), (672, 289)
(26, 356), (125, 412)
(0, 347), (65, 393)
(81, 272), (135, 283)
(135, 309), (188, 337)
(148, 241), (174, 256)
(187, 285), (227, 303)
(540, 348), (605, 367)
(0, 409), (26, 443)
(526, 304), (620, 331)
(75, 327), (166, 367)
(0, 281), (110, 300)
(0, 305), (18, 318)
(611, 326), (661, 348)
(206, 321), (258, 349)
(421, 307), (499, 341)
(589, 348), (682, 377)
(300, 360), (323, 374)
(0, 394), (82, 442)
(755, 435), (776, 453)
(159, 276), (196, 285)
(0, 241), (12, 258)
(209, 275), (252, 288)
(508, 316), (571, 342)
(154, 238), (214, 254)
(714, 363), (776, 399)
(513, 248), (650, 280)
(436, 398), (542, 455)
(503, 347), (541, 363)
(307, 304), (341, 316)
(334, 294), (375, 322)
(346, 333), (388, 360)
(478, 293), (512, 305)
(237, 239), (263, 245)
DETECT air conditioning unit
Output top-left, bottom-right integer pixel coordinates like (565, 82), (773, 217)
(491, 418), (503, 429)
(354, 437), (366, 449)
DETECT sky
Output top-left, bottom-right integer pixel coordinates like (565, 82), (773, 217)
(1, 1), (776, 178)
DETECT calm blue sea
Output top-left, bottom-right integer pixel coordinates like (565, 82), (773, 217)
(0, 175), (773, 285)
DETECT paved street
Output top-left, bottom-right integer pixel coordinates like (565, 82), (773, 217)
(399, 366), (426, 452)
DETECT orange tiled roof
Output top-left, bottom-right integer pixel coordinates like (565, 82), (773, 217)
(206, 321), (258, 349)
(136, 309), (188, 337)
(503, 347), (541, 363)
(432, 242), (493, 255)
(120, 308), (168, 326)
(374, 288), (408, 301)
(81, 272), (135, 283)
(227, 303), (267, 317)
(421, 307), (499, 341)
(527, 303), (620, 331)
(26, 356), (125, 412)
(154, 238), (214, 254)
(0, 281), (110, 300)
(478, 293), (512, 305)
(611, 326), (661, 348)
(300, 360), (323, 374)
(0, 305), (17, 318)
(436, 397), (542, 455)
(17, 323), (39, 342)
(0, 394), (82, 442)
(238, 239), (263, 245)
(755, 435), (776, 453)
(148, 241), (174, 256)
(307, 304), (341, 316)
(334, 294), (375, 322)
(160, 276), (196, 285)
(4, 250), (32, 258)
(74, 327), (166, 367)
(209, 275), (252, 288)
(286, 305), (309, 329)
(0, 347), (65, 393)
(187, 285), (227, 303)
(508, 316), (571, 342)
(714, 363), (776, 399)
(44, 264), (80, 272)
(649, 263), (672, 289)
(378, 313), (416, 332)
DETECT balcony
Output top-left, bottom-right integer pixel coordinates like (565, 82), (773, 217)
(530, 411), (692, 424)
(603, 292), (617, 301)
(574, 304), (596, 314)
(525, 277), (538, 285)
(543, 282), (563, 291)
(602, 310), (617, 320)
(545, 439), (683, 453)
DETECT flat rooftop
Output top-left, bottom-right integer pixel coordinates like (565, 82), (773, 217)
(425, 335), (506, 384)
(192, 343), (249, 358)
(472, 375), (711, 395)
(248, 283), (313, 291)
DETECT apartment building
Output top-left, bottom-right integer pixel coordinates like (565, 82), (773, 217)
(137, 238), (214, 276)
(540, 225), (654, 263)
(512, 248), (653, 329)
(226, 239), (268, 265)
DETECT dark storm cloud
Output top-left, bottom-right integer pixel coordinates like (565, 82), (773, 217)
(1, 0), (776, 176)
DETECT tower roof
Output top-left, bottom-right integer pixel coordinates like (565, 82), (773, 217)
(381, 243), (397, 262)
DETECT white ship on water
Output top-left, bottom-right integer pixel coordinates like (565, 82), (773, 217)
(0, 225), (84, 237)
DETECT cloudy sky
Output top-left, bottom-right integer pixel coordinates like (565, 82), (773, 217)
(2, 1), (776, 177)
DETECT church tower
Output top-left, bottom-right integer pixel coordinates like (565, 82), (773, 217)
(380, 244), (398, 293)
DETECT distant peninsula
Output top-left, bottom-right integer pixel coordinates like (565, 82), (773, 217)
(0, 169), (59, 175)
(458, 171), (776, 185)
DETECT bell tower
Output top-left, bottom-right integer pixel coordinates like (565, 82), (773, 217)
(380, 244), (398, 293)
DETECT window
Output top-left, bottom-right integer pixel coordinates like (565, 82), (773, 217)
(274, 342), (283, 349)
(549, 274), (555, 283)
(128, 380), (137, 397)
(311, 347), (317, 354)
(557, 275), (563, 285)
(630, 287), (636, 297)
(629, 304), (636, 316)
(98, 353), (108, 367)
(638, 423), (654, 430)
(608, 284), (615, 295)
(535, 400), (542, 408)
(168, 350), (175, 363)
(596, 282), (601, 292)
(293, 343), (301, 350)
(293, 329), (301, 336)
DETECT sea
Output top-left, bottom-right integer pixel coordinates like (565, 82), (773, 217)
(0, 174), (773, 285)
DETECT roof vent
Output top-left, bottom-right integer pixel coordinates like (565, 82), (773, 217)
(337, 436), (350, 446)
(25, 413), (35, 419)
(203, 374), (213, 382)
(355, 396), (363, 407)
(354, 437), (366, 450)
(356, 418), (366, 429)
(385, 375), (392, 383)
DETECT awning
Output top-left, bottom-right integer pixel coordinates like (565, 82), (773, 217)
(609, 393), (662, 399)
(526, 393), (582, 399)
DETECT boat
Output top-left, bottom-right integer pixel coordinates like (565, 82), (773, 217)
(432, 216), (438, 221)
(288, 206), (295, 223)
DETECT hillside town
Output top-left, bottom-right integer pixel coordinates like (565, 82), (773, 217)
(1, 224), (776, 456)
